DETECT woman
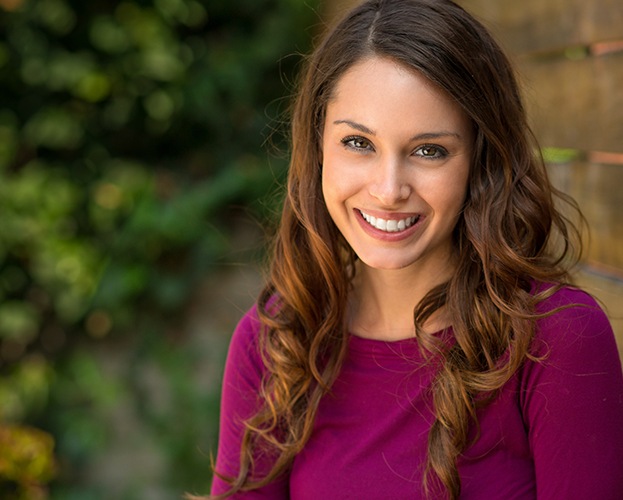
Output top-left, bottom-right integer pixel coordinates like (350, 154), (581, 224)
(203, 0), (623, 498)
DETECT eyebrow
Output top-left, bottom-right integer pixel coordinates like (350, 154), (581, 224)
(333, 119), (462, 141)
(333, 119), (376, 135)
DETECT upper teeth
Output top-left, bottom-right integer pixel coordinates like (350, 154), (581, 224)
(360, 210), (418, 232)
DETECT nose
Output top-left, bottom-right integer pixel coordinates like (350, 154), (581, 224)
(368, 155), (411, 206)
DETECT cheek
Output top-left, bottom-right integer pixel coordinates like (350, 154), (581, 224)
(321, 162), (355, 229)
(424, 167), (470, 215)
(446, 176), (470, 216)
(321, 161), (344, 202)
(321, 162), (336, 214)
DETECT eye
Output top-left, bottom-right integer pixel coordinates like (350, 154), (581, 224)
(414, 144), (448, 159)
(341, 136), (374, 152)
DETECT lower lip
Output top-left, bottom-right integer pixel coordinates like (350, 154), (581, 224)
(355, 210), (424, 242)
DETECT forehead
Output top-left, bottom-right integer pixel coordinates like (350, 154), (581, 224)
(330, 56), (447, 105)
(325, 56), (471, 137)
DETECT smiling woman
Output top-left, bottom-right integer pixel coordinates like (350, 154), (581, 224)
(194, 1), (623, 499)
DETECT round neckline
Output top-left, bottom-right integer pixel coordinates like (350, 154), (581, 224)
(349, 332), (419, 345)
(347, 326), (453, 357)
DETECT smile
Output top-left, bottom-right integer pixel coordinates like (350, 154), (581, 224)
(359, 210), (420, 233)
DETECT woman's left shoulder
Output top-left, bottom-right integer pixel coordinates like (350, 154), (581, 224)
(533, 282), (602, 311)
(534, 283), (609, 328)
(530, 283), (617, 363)
(519, 290), (623, 499)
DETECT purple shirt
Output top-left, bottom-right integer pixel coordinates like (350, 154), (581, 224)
(212, 287), (623, 498)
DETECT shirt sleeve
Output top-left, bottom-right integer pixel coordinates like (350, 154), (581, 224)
(210, 305), (289, 498)
(520, 288), (623, 500)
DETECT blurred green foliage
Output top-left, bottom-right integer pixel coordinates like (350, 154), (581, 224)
(0, 423), (56, 499)
(0, 0), (320, 496)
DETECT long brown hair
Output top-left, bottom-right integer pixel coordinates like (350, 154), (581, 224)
(213, 0), (582, 497)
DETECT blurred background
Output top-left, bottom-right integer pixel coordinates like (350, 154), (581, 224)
(0, 0), (322, 497)
(0, 0), (621, 499)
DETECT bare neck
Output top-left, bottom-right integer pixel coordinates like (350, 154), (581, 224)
(348, 261), (453, 341)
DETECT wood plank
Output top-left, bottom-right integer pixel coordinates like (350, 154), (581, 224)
(520, 51), (623, 153)
(547, 161), (623, 273)
(459, 0), (623, 54)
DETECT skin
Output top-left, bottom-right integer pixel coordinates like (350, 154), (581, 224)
(321, 56), (474, 340)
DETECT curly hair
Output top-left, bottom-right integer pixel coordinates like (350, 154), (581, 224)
(209, 0), (583, 498)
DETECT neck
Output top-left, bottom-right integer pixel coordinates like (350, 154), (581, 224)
(348, 260), (454, 341)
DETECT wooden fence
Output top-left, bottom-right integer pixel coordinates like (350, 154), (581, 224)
(324, 0), (623, 357)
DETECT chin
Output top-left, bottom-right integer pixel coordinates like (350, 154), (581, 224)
(356, 255), (418, 271)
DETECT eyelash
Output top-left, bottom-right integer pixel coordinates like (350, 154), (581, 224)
(341, 136), (373, 151)
(416, 144), (448, 159)
(340, 136), (449, 159)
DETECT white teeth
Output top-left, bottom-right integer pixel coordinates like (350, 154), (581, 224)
(359, 210), (418, 233)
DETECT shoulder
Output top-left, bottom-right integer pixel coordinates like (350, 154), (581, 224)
(226, 293), (287, 375)
(518, 285), (623, 498)
(224, 303), (267, 383)
(532, 284), (612, 346)
(231, 303), (263, 346)
(519, 283), (623, 420)
(534, 282), (602, 313)
(526, 283), (620, 377)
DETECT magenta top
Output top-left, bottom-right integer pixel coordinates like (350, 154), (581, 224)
(211, 286), (623, 499)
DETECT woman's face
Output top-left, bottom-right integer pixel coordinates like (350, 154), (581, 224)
(321, 56), (473, 273)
